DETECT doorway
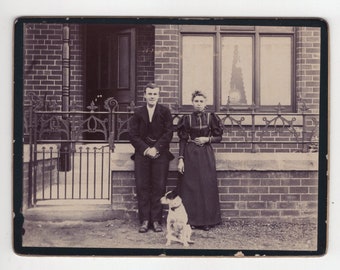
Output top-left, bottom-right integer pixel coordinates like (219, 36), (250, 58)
(84, 24), (136, 111)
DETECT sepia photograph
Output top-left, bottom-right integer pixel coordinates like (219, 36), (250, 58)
(13, 17), (328, 256)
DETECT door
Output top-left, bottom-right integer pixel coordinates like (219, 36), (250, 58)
(85, 25), (136, 111)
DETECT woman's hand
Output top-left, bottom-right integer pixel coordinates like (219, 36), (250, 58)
(178, 159), (185, 174)
(194, 137), (209, 146)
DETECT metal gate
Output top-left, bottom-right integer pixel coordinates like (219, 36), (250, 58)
(26, 96), (118, 207)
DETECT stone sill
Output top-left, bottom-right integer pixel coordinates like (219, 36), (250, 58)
(111, 146), (319, 172)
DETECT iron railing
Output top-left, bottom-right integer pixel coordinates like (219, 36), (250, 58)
(24, 94), (319, 153)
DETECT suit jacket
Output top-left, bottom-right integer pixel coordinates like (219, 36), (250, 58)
(129, 103), (174, 160)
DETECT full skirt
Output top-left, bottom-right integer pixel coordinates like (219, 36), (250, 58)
(178, 143), (221, 226)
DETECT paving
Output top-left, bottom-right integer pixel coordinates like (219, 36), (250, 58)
(20, 203), (318, 255)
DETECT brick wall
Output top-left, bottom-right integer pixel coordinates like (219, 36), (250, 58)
(111, 168), (318, 223)
(153, 25), (180, 108)
(24, 23), (84, 109)
(110, 152), (318, 223)
(24, 24), (63, 108)
(216, 171), (318, 222)
(135, 26), (155, 105)
(296, 27), (321, 115)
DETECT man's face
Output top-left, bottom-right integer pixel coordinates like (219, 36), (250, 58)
(144, 87), (160, 107)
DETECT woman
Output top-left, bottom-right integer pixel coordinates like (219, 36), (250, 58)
(177, 90), (223, 231)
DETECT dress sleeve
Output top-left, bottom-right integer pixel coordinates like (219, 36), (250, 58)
(209, 113), (223, 143)
(177, 115), (190, 158)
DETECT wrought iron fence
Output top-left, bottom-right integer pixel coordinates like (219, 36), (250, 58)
(23, 94), (318, 206)
(24, 94), (319, 153)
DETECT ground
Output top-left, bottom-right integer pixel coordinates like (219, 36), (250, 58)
(22, 218), (317, 254)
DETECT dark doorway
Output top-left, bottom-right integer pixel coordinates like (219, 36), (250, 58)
(84, 24), (136, 111)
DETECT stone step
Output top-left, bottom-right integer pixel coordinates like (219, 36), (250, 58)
(22, 200), (137, 222)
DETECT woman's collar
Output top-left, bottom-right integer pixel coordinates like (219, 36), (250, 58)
(193, 110), (205, 117)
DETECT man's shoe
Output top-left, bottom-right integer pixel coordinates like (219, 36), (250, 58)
(139, 220), (149, 233)
(152, 221), (163, 232)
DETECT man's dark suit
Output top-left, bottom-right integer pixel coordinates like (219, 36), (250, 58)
(129, 103), (174, 223)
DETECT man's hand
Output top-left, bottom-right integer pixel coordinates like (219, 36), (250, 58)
(178, 159), (184, 174)
(146, 147), (160, 159)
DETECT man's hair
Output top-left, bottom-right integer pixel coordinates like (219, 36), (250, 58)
(145, 82), (160, 91)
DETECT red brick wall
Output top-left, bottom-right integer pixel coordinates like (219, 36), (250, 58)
(296, 27), (321, 115)
(111, 170), (318, 223)
(153, 25), (180, 108)
(217, 171), (318, 222)
(24, 23), (84, 109)
(135, 26), (155, 105)
(24, 24), (63, 108)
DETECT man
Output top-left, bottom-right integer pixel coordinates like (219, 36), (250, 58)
(129, 83), (174, 233)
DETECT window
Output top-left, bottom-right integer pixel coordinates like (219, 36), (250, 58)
(180, 26), (295, 112)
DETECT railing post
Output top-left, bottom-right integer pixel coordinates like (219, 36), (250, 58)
(60, 24), (71, 171)
(105, 97), (118, 151)
(27, 103), (34, 208)
(33, 112), (38, 205)
(249, 103), (257, 153)
(301, 102), (309, 153)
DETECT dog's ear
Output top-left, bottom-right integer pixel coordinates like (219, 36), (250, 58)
(166, 189), (179, 200)
(172, 188), (179, 198)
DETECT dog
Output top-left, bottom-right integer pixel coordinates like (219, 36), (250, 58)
(160, 190), (194, 247)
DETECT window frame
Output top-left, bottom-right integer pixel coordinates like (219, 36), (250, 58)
(179, 25), (296, 112)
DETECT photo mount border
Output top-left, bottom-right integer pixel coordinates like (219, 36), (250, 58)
(12, 16), (328, 257)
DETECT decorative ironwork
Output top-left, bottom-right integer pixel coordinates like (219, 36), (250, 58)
(74, 115), (109, 140)
(260, 114), (299, 142)
(86, 101), (98, 112)
(104, 97), (119, 112)
(38, 115), (70, 140)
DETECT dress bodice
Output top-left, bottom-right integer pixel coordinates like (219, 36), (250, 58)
(177, 111), (223, 146)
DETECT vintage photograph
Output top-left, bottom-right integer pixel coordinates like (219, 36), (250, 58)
(13, 17), (327, 256)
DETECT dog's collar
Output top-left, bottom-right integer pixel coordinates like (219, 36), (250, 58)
(170, 204), (182, 211)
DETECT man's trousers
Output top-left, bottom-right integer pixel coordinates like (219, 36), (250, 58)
(134, 152), (170, 223)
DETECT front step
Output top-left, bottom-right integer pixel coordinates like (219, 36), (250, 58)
(23, 200), (137, 222)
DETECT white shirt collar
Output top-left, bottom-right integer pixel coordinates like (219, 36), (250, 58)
(147, 105), (156, 122)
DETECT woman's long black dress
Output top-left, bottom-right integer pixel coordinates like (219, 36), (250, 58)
(177, 111), (223, 227)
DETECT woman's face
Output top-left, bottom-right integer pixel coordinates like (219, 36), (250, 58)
(192, 95), (206, 112)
